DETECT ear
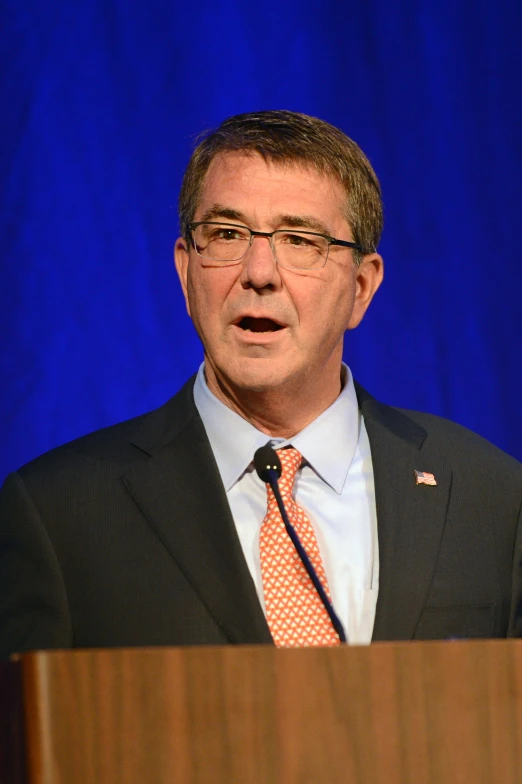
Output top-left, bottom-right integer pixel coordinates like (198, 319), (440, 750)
(347, 253), (384, 330)
(174, 237), (191, 317)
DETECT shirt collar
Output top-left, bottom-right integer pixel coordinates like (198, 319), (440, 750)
(193, 362), (360, 495)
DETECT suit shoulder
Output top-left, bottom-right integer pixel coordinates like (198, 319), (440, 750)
(16, 411), (150, 484)
(356, 382), (521, 484)
(15, 376), (198, 484)
(397, 407), (522, 478)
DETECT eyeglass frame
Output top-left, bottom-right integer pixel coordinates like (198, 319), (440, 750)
(188, 221), (367, 270)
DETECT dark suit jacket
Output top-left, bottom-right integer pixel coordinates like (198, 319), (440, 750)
(1, 378), (521, 657)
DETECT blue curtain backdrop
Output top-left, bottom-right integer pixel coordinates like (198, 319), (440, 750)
(1, 1), (521, 481)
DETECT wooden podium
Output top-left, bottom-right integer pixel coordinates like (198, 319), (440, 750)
(2, 641), (522, 783)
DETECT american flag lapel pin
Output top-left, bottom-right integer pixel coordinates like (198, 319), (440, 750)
(414, 470), (437, 486)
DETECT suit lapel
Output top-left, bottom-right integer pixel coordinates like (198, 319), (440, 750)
(123, 379), (272, 645)
(356, 387), (452, 641)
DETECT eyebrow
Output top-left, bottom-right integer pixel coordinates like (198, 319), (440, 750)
(199, 205), (246, 223)
(277, 214), (331, 236)
(198, 205), (332, 236)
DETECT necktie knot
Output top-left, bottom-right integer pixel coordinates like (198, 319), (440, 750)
(275, 447), (302, 501)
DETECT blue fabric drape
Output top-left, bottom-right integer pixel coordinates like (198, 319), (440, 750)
(1, 1), (521, 480)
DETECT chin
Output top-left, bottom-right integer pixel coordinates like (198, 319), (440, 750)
(223, 360), (297, 395)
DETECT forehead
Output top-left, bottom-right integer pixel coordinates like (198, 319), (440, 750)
(196, 151), (349, 230)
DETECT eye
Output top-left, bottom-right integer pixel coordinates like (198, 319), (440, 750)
(202, 224), (250, 242)
(214, 227), (243, 241)
(285, 232), (312, 246)
(277, 231), (322, 250)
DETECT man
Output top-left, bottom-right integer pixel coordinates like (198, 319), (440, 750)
(1, 110), (521, 657)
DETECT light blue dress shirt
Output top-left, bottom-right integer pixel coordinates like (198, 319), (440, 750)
(193, 362), (379, 644)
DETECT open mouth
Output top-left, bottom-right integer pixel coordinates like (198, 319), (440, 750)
(237, 317), (284, 333)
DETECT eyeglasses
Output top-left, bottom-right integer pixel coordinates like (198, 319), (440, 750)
(189, 221), (365, 270)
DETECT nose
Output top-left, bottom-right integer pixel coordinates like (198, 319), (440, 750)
(239, 234), (281, 290)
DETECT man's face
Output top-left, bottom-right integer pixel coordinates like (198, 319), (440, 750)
(175, 152), (382, 400)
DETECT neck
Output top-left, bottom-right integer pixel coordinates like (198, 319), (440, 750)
(204, 364), (344, 439)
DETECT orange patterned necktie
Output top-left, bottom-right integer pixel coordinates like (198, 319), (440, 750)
(259, 447), (340, 647)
